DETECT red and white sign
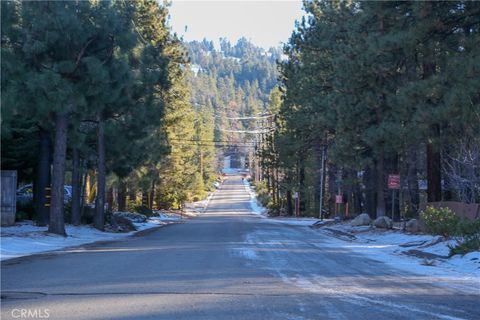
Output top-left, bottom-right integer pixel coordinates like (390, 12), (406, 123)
(388, 174), (401, 189)
(335, 195), (343, 204)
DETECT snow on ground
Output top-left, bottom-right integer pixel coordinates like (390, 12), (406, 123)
(310, 222), (480, 291)
(243, 179), (268, 216)
(185, 192), (215, 214)
(244, 180), (479, 290)
(0, 213), (183, 261)
(268, 217), (325, 226)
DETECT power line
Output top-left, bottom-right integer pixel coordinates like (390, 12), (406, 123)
(214, 114), (274, 120)
(216, 128), (274, 134)
(170, 143), (255, 148)
(169, 138), (254, 144)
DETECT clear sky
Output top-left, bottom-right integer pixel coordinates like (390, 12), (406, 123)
(168, 0), (305, 49)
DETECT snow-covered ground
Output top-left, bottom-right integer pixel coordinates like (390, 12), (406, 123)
(0, 212), (184, 261)
(243, 182), (480, 290)
(243, 179), (268, 216)
(185, 192), (215, 214)
(315, 222), (480, 282)
(268, 217), (324, 226)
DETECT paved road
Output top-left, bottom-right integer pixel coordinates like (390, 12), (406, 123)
(1, 175), (479, 320)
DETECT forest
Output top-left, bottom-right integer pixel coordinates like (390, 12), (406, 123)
(257, 0), (480, 219)
(1, 0), (219, 235)
(2, 0), (479, 236)
(186, 38), (280, 144)
(1, 0), (280, 236)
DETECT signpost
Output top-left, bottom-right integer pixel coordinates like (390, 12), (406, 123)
(388, 174), (401, 221)
(293, 192), (300, 217)
(335, 194), (342, 218)
(335, 195), (343, 204)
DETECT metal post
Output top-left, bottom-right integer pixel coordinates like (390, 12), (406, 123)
(391, 190), (395, 221)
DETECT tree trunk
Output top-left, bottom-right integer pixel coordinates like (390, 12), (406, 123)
(352, 175), (363, 215)
(48, 112), (68, 236)
(149, 180), (155, 209)
(327, 162), (336, 216)
(129, 185), (136, 202)
(364, 166), (376, 217)
(142, 189), (148, 207)
(298, 158), (306, 216)
(94, 115), (106, 231)
(106, 187), (114, 213)
(35, 128), (51, 226)
(275, 168), (280, 209)
(71, 147), (81, 225)
(80, 168), (87, 219)
(376, 155), (386, 217)
(406, 147), (420, 216)
(286, 190), (293, 216)
(423, 58), (442, 202)
(85, 170), (96, 204)
(118, 179), (127, 211)
(427, 125), (442, 202)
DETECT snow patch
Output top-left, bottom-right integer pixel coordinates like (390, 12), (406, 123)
(242, 179), (268, 216)
(0, 214), (182, 261)
(315, 224), (480, 292)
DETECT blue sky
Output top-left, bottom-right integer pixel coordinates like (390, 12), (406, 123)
(168, 0), (305, 49)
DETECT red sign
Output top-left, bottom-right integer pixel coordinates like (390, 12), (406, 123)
(335, 195), (343, 204)
(388, 174), (401, 189)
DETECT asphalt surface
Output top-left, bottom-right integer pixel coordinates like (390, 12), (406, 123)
(1, 175), (479, 320)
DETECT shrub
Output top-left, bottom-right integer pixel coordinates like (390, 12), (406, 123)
(449, 219), (480, 256)
(16, 200), (35, 221)
(449, 236), (480, 256)
(133, 205), (153, 217)
(252, 181), (271, 207)
(420, 206), (459, 237)
(15, 211), (30, 221)
(455, 219), (480, 237)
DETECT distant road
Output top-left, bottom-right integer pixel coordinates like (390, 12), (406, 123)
(1, 175), (478, 319)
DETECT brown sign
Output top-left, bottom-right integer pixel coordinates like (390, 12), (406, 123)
(388, 174), (401, 189)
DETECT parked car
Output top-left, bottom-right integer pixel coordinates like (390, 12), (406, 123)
(16, 184), (34, 205)
(16, 184), (73, 205)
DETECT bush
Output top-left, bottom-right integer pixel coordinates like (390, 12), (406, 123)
(133, 205), (153, 217)
(420, 206), (459, 237)
(449, 219), (480, 256)
(16, 200), (35, 221)
(449, 236), (480, 256)
(252, 181), (271, 208)
(15, 211), (30, 221)
(456, 219), (480, 237)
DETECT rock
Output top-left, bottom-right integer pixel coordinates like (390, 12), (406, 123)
(405, 219), (419, 233)
(373, 216), (393, 229)
(405, 218), (425, 233)
(113, 211), (147, 223)
(351, 213), (371, 226)
(111, 214), (137, 232)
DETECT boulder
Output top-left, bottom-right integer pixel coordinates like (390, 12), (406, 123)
(113, 211), (147, 223)
(405, 219), (424, 233)
(351, 213), (371, 226)
(373, 216), (393, 229)
(111, 214), (137, 232)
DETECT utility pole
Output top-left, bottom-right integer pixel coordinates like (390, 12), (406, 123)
(319, 143), (327, 220)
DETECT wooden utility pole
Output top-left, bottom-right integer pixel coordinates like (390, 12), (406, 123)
(318, 142), (327, 220)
